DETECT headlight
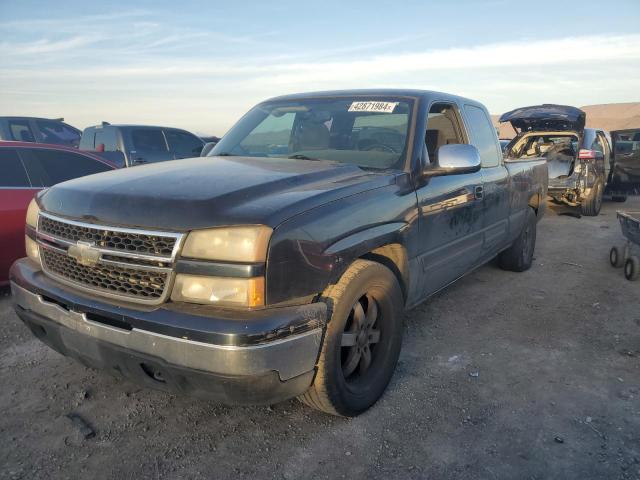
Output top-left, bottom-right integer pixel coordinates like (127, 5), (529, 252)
(171, 274), (264, 307)
(181, 226), (272, 262)
(25, 235), (40, 264)
(26, 198), (40, 228)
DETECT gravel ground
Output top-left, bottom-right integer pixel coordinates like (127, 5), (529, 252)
(1, 198), (639, 480)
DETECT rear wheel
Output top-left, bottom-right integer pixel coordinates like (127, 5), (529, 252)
(612, 195), (627, 203)
(624, 256), (640, 281)
(580, 179), (604, 216)
(499, 207), (537, 272)
(298, 260), (404, 416)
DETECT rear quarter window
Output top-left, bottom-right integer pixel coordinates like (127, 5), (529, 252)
(94, 128), (119, 151)
(0, 148), (31, 187)
(21, 149), (112, 187)
(464, 105), (501, 167)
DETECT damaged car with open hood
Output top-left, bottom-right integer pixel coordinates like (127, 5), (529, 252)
(500, 104), (620, 215)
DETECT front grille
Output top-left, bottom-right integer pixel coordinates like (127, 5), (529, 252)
(36, 213), (183, 305)
(41, 248), (169, 301)
(39, 215), (177, 257)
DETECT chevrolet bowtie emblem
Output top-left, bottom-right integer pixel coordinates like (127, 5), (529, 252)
(67, 241), (101, 267)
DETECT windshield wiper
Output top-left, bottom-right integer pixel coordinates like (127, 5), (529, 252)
(288, 154), (319, 160)
(215, 152), (236, 156)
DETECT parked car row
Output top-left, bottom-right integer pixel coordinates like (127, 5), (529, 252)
(1, 116), (218, 167)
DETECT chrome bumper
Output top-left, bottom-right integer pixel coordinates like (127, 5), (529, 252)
(11, 282), (322, 381)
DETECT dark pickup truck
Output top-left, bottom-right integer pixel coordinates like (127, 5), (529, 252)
(11, 90), (548, 416)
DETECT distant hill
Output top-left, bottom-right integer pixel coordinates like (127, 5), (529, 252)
(492, 102), (640, 139)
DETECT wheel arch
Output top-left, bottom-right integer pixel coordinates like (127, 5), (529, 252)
(323, 223), (410, 304)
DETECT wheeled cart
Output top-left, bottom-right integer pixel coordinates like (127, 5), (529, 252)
(610, 211), (640, 281)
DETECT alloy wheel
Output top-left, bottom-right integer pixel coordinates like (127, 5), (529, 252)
(340, 294), (381, 380)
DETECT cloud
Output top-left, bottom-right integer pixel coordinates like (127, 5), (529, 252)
(0, 35), (105, 55)
(1, 30), (639, 134)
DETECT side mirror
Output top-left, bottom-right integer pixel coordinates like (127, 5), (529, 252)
(424, 144), (482, 177)
(200, 142), (216, 157)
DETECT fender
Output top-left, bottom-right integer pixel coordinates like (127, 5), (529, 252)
(324, 222), (408, 285)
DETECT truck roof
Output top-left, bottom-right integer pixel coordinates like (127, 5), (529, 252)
(263, 89), (481, 106)
(86, 124), (189, 130)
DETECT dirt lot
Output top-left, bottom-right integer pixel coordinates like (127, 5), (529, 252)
(1, 199), (639, 480)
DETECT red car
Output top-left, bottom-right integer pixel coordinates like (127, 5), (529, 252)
(0, 142), (116, 285)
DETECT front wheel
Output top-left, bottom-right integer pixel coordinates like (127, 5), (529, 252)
(498, 207), (537, 272)
(298, 260), (404, 416)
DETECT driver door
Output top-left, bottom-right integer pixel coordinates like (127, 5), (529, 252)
(415, 102), (485, 297)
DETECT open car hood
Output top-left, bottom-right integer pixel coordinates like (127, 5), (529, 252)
(499, 104), (585, 133)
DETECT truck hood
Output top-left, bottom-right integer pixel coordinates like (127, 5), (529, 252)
(38, 156), (398, 231)
(499, 104), (585, 133)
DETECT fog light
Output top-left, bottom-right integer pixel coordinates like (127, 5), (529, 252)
(171, 274), (264, 307)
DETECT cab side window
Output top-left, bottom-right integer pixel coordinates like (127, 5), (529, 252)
(165, 129), (204, 157)
(425, 103), (465, 163)
(8, 120), (36, 143)
(464, 104), (501, 168)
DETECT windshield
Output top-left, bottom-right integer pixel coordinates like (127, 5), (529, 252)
(211, 97), (413, 170)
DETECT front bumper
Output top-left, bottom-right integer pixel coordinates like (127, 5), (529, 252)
(10, 259), (326, 405)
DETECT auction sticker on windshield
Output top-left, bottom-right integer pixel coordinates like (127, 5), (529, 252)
(348, 101), (398, 113)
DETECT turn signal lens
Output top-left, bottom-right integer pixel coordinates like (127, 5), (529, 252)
(26, 198), (40, 228)
(171, 274), (264, 307)
(25, 235), (40, 264)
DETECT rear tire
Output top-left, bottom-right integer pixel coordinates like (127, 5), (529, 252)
(612, 195), (627, 203)
(499, 207), (537, 272)
(624, 256), (640, 281)
(610, 246), (625, 268)
(298, 260), (404, 416)
(580, 179), (604, 216)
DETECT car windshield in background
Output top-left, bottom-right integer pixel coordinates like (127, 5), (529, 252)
(211, 97), (413, 170)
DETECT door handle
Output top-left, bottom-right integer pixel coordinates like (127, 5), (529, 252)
(474, 185), (484, 200)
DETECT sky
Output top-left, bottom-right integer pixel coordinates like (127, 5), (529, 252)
(1, 0), (639, 136)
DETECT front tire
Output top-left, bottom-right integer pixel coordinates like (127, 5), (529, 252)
(580, 179), (604, 216)
(298, 260), (404, 416)
(499, 207), (537, 272)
